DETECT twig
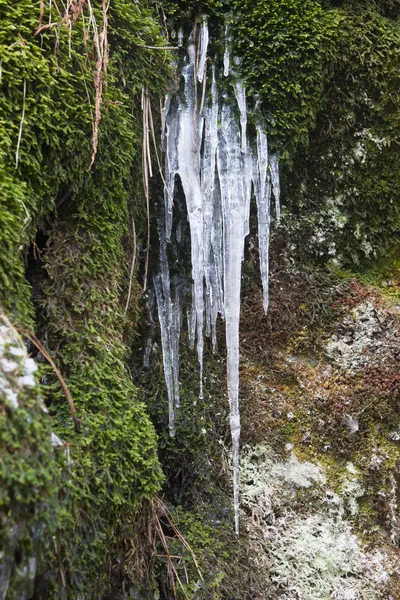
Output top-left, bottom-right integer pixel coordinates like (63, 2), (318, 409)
(142, 85), (151, 292)
(124, 216), (137, 316)
(87, 0), (106, 170)
(15, 325), (81, 432)
(35, 22), (59, 35)
(15, 79), (26, 169)
(170, 561), (189, 600)
(136, 44), (179, 50)
(39, 0), (45, 27)
(155, 497), (203, 580)
(154, 515), (177, 599)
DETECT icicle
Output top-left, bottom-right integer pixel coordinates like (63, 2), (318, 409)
(223, 25), (230, 77)
(210, 180), (224, 351)
(217, 102), (250, 534)
(202, 65), (220, 350)
(235, 81), (247, 153)
(197, 19), (209, 83)
(179, 41), (205, 400)
(161, 93), (171, 144)
(154, 224), (183, 435)
(171, 276), (182, 409)
(187, 295), (196, 350)
(234, 80), (252, 243)
(143, 289), (156, 368)
(269, 153), (281, 224)
(163, 100), (180, 241)
(154, 274), (176, 435)
(154, 21), (282, 534)
(253, 126), (271, 313)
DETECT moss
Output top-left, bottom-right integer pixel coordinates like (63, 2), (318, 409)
(232, 0), (341, 154)
(154, 502), (259, 600)
(283, 1), (400, 266)
(0, 1), (171, 597)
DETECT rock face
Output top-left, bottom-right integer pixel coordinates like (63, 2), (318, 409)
(1, 1), (400, 598)
(234, 276), (400, 598)
(242, 446), (397, 600)
(241, 446), (396, 600)
(326, 301), (398, 372)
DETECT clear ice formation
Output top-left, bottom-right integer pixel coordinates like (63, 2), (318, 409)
(223, 25), (230, 77)
(155, 21), (280, 533)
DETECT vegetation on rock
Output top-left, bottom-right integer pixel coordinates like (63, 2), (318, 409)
(1, 0), (400, 598)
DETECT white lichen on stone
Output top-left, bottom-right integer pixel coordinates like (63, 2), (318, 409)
(0, 320), (39, 410)
(240, 444), (396, 599)
(326, 302), (392, 371)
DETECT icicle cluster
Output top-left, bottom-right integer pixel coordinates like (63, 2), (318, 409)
(155, 19), (280, 533)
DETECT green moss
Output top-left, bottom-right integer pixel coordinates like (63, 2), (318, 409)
(283, 1), (400, 265)
(232, 0), (341, 154)
(0, 1), (171, 597)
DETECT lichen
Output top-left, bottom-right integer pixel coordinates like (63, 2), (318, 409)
(0, 316), (61, 600)
(240, 444), (398, 600)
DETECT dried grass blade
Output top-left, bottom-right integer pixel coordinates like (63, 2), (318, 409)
(15, 326), (81, 432)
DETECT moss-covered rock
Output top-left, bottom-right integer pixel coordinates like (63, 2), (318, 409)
(0, 316), (61, 600)
(0, 1), (171, 597)
(283, 1), (400, 265)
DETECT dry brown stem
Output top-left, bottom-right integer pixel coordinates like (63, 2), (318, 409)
(142, 85), (152, 292)
(124, 216), (137, 316)
(154, 497), (203, 581)
(15, 325), (81, 432)
(35, 1), (108, 171)
(39, 0), (45, 27)
(87, 0), (109, 170)
(15, 78), (26, 169)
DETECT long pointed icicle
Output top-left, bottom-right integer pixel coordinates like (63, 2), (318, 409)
(217, 102), (250, 534)
(254, 126), (272, 313)
(269, 153), (281, 224)
(197, 18), (209, 83)
(178, 40), (205, 399)
(154, 226), (176, 435)
(223, 25), (230, 77)
(155, 20), (281, 534)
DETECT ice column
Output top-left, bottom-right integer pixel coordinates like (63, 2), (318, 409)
(217, 101), (252, 533)
(223, 25), (230, 77)
(197, 19), (209, 83)
(253, 126), (272, 313)
(269, 153), (281, 224)
(154, 225), (182, 435)
(178, 40), (206, 399)
(155, 20), (281, 532)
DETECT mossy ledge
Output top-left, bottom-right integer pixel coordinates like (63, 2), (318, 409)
(0, 1), (170, 597)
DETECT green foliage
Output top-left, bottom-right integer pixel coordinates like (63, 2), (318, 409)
(161, 0), (229, 20)
(232, 0), (341, 153)
(0, 1), (170, 597)
(283, 1), (400, 265)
